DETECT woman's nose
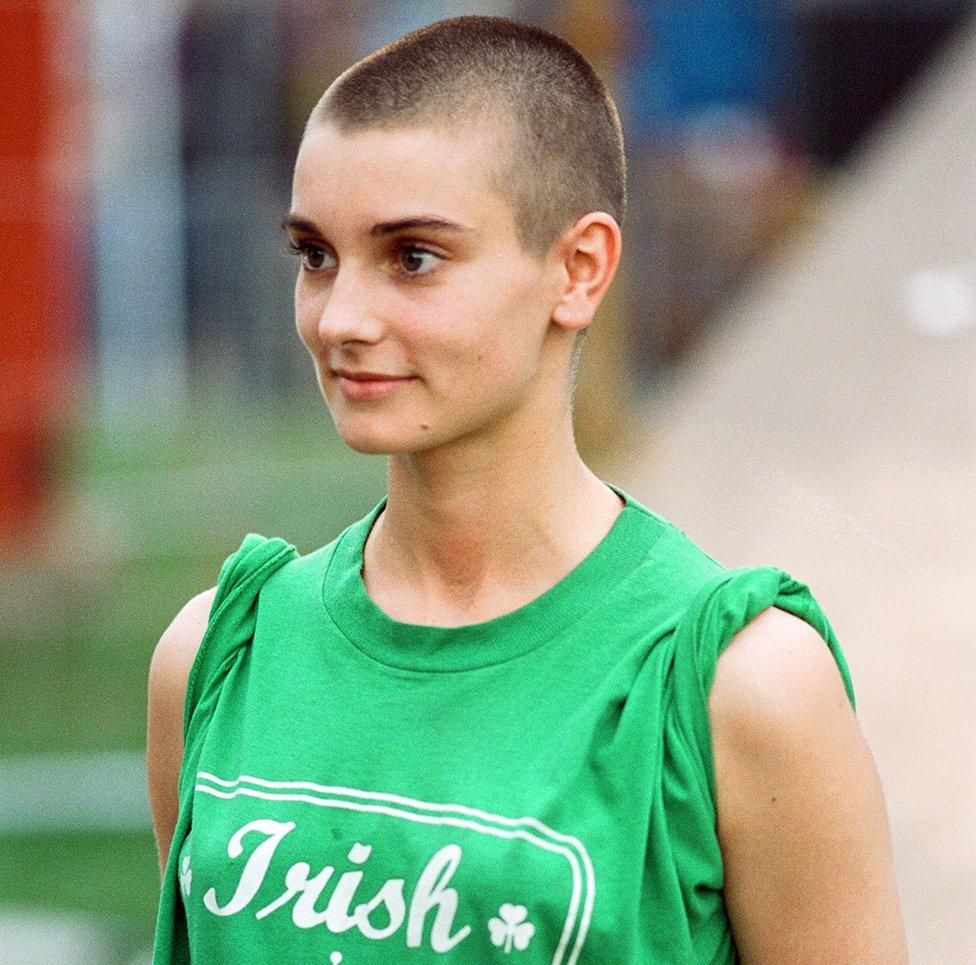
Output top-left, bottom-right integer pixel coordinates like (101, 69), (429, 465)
(316, 266), (386, 346)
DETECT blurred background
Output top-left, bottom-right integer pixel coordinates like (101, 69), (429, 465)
(2, 0), (974, 961)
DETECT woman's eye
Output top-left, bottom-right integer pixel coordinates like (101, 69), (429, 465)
(398, 246), (441, 276)
(287, 240), (335, 273)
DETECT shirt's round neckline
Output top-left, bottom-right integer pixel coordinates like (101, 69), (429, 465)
(321, 481), (662, 673)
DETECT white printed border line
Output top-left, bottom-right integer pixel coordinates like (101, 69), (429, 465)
(194, 771), (595, 965)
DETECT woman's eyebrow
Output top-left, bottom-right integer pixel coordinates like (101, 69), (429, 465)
(280, 212), (477, 238)
(369, 217), (477, 237)
(280, 213), (322, 235)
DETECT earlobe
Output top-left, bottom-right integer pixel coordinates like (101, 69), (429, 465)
(551, 285), (591, 331)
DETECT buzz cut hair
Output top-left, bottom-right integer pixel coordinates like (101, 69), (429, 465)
(308, 15), (627, 260)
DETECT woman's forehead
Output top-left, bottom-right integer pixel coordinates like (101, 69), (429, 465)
(292, 121), (516, 236)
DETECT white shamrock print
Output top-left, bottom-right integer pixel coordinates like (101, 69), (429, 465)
(488, 903), (535, 954)
(179, 855), (192, 897)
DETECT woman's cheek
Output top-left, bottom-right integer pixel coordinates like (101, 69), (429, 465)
(294, 305), (312, 350)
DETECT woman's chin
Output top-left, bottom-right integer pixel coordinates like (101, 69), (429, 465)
(335, 422), (436, 456)
(342, 435), (397, 456)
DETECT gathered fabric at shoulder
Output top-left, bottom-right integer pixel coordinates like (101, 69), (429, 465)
(182, 533), (297, 753)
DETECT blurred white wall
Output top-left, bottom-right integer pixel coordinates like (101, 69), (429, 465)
(621, 14), (976, 962)
(90, 0), (188, 423)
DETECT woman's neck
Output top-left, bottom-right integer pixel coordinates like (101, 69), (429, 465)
(361, 430), (625, 627)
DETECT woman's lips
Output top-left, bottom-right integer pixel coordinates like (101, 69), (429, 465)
(334, 372), (416, 400)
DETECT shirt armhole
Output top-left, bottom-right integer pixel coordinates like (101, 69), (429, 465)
(669, 565), (856, 807)
(153, 533), (296, 965)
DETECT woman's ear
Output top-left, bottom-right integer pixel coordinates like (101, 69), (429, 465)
(551, 212), (622, 332)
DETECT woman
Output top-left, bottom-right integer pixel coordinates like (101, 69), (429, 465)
(147, 15), (906, 963)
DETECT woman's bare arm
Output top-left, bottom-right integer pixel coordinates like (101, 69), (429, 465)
(709, 606), (907, 962)
(146, 587), (216, 876)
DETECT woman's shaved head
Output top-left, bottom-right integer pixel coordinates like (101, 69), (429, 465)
(308, 15), (626, 259)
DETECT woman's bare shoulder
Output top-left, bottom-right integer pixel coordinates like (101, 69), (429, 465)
(146, 586), (217, 872)
(708, 607), (907, 960)
(149, 587), (218, 698)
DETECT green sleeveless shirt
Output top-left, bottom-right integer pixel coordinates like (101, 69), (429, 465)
(153, 481), (855, 963)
